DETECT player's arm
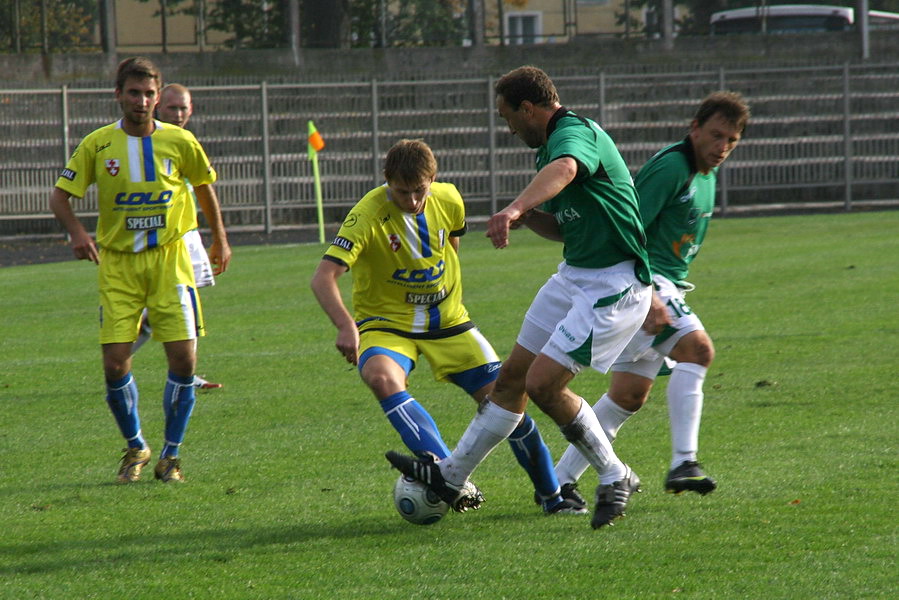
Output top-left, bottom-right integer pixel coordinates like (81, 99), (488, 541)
(310, 258), (360, 365)
(486, 157), (576, 248)
(194, 183), (231, 275)
(49, 186), (99, 264)
(514, 208), (562, 242)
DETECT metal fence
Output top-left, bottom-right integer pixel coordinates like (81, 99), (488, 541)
(2, 61), (897, 237)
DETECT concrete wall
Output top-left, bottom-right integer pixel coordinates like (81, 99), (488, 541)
(0, 31), (893, 86)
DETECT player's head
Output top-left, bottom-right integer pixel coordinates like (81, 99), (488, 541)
(690, 91), (750, 174)
(494, 66), (560, 149)
(115, 56), (162, 93)
(384, 139), (437, 215)
(114, 57), (162, 130)
(494, 66), (560, 110)
(694, 91), (750, 133)
(157, 83), (193, 128)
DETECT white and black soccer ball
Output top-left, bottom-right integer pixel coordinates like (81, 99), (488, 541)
(393, 475), (449, 525)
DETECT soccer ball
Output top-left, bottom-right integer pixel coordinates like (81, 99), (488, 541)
(393, 475), (449, 525)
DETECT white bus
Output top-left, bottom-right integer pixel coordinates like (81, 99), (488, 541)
(710, 4), (899, 35)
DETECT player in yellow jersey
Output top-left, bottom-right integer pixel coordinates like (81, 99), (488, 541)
(311, 139), (584, 515)
(130, 83), (223, 391)
(49, 57), (231, 484)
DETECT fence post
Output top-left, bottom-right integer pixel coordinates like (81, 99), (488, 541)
(60, 85), (70, 165)
(717, 66), (729, 217)
(371, 78), (381, 187)
(598, 71), (606, 126)
(260, 81), (273, 234)
(487, 76), (497, 215)
(842, 62), (853, 211)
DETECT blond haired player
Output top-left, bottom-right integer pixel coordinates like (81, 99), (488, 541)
(130, 83), (222, 390)
(311, 139), (584, 515)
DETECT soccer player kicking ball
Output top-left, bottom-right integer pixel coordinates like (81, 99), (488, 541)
(311, 139), (585, 515)
(130, 83), (223, 391)
(49, 57), (230, 484)
(552, 92), (750, 496)
(388, 66), (659, 528)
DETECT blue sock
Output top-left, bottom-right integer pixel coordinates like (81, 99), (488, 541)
(106, 373), (145, 449)
(508, 413), (563, 510)
(161, 372), (197, 459)
(380, 391), (451, 459)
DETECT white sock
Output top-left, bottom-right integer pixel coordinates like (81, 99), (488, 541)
(559, 398), (625, 485)
(441, 399), (522, 486)
(555, 393), (634, 484)
(667, 362), (707, 469)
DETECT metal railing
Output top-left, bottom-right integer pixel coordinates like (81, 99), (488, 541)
(2, 61), (897, 237)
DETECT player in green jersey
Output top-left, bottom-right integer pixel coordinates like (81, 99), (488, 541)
(49, 57), (231, 484)
(312, 139), (585, 515)
(552, 91), (750, 496)
(388, 66), (659, 529)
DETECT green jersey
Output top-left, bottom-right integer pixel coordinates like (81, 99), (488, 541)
(636, 137), (716, 286)
(537, 108), (651, 284)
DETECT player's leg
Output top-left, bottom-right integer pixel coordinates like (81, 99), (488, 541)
(99, 251), (151, 482)
(148, 241), (202, 482)
(439, 328), (586, 515)
(385, 342), (532, 510)
(533, 263), (651, 527)
(360, 332), (452, 459)
(183, 229), (221, 390)
(553, 369), (656, 488)
(159, 339), (197, 473)
(665, 329), (716, 494)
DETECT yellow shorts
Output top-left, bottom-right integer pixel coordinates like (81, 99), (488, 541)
(359, 326), (500, 385)
(98, 239), (204, 344)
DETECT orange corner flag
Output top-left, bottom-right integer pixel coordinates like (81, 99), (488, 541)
(308, 120), (325, 155)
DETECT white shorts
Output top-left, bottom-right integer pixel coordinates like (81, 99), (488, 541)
(612, 275), (705, 379)
(516, 260), (651, 374)
(183, 229), (215, 288)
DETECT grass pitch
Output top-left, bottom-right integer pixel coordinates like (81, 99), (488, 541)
(0, 211), (896, 599)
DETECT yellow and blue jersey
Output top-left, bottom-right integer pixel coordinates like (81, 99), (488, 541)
(54, 119), (216, 253)
(323, 182), (470, 337)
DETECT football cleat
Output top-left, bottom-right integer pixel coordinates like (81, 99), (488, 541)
(194, 375), (222, 390)
(154, 457), (185, 483)
(591, 465), (642, 529)
(117, 446), (151, 483)
(385, 451), (483, 512)
(535, 482), (589, 514)
(544, 495), (589, 516)
(665, 460), (717, 496)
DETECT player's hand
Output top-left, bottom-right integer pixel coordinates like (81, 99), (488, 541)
(486, 207), (522, 249)
(70, 231), (99, 264)
(642, 291), (672, 335)
(209, 240), (232, 275)
(335, 325), (360, 366)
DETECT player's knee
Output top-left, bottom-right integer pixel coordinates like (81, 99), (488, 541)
(673, 332), (715, 367)
(611, 389), (649, 412)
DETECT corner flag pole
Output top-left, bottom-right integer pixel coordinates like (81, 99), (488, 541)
(307, 120), (326, 243)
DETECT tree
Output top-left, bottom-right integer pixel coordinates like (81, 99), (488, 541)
(206, 0), (287, 49)
(349, 0), (468, 47)
(0, 0), (95, 52)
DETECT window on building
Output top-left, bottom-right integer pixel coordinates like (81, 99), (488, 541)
(506, 12), (542, 44)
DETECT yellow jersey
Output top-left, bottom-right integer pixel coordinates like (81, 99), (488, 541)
(324, 182), (470, 336)
(55, 119), (216, 253)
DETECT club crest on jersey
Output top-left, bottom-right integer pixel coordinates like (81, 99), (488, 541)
(388, 233), (401, 252)
(105, 159), (120, 176)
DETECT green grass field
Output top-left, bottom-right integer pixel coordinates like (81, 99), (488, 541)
(1, 211), (896, 599)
